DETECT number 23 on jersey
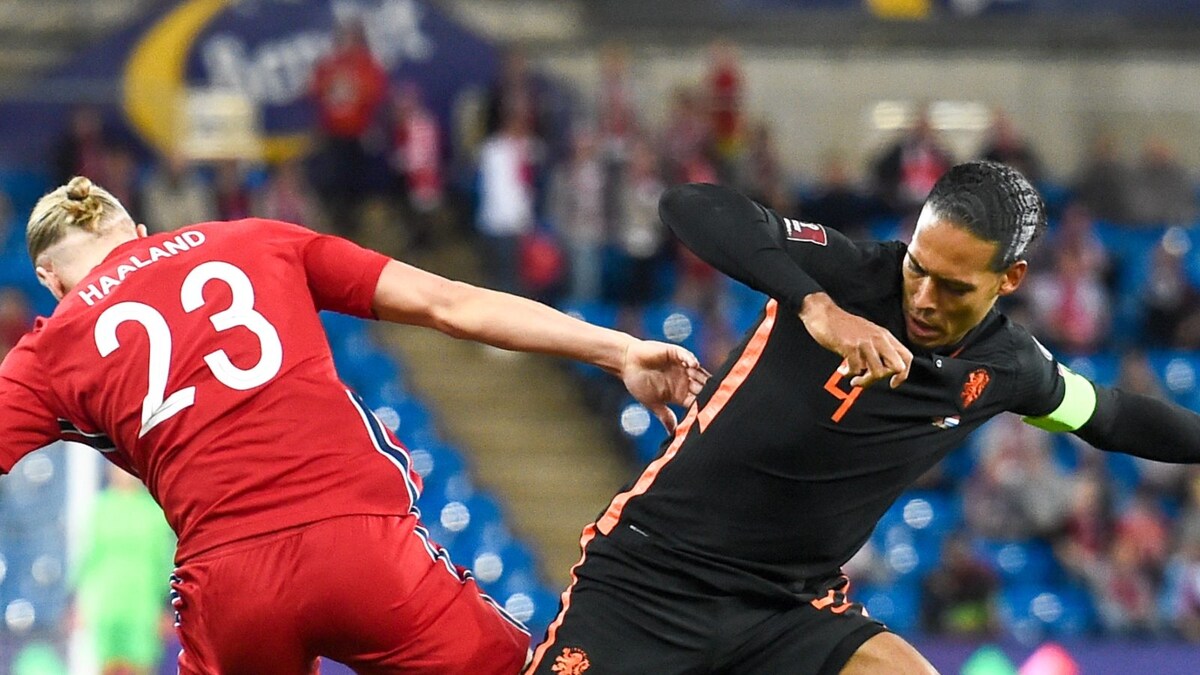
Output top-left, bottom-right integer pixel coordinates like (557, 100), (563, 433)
(94, 261), (283, 437)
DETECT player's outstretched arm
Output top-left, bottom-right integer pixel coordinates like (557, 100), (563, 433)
(660, 183), (910, 388)
(1069, 383), (1200, 463)
(371, 260), (707, 432)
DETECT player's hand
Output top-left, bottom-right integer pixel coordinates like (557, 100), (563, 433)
(799, 292), (912, 389)
(620, 340), (709, 433)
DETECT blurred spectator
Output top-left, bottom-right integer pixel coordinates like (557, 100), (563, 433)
(963, 417), (1072, 540)
(1163, 536), (1200, 641)
(141, 152), (216, 234)
(735, 121), (792, 214)
(1126, 137), (1198, 227)
(72, 465), (175, 675)
(661, 86), (713, 185)
(1139, 230), (1200, 348)
(920, 533), (1000, 637)
(979, 108), (1043, 185)
(596, 42), (641, 167)
(872, 106), (954, 217)
(101, 145), (144, 222)
(1057, 470), (1114, 578)
(1073, 132), (1131, 224)
(308, 17), (388, 237)
(610, 139), (670, 310)
(1088, 534), (1161, 635)
(1177, 471), (1200, 556)
(390, 83), (445, 249)
(800, 150), (878, 240)
(1115, 487), (1171, 573)
(54, 105), (110, 186)
(1027, 248), (1112, 355)
(485, 47), (551, 143)
(214, 160), (253, 221)
(0, 289), (33, 360)
(706, 38), (745, 164)
(476, 102), (541, 295)
(257, 158), (323, 229)
(548, 127), (608, 303)
(1048, 202), (1111, 286)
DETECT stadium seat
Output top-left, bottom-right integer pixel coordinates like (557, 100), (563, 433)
(857, 582), (920, 634)
(974, 538), (1060, 584)
(642, 304), (703, 356)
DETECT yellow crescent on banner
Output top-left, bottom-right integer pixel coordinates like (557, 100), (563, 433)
(122, 0), (309, 163)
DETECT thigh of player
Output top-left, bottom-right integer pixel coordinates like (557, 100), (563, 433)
(303, 514), (530, 675)
(719, 576), (907, 675)
(527, 531), (718, 675)
(172, 514), (527, 675)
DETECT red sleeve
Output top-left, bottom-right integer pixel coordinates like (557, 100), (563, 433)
(0, 334), (62, 474)
(301, 232), (392, 319)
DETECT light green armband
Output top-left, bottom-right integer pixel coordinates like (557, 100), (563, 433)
(1022, 365), (1097, 433)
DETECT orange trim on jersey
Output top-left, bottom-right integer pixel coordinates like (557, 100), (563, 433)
(697, 299), (778, 432)
(810, 590), (837, 610)
(595, 405), (699, 536)
(525, 523), (599, 674)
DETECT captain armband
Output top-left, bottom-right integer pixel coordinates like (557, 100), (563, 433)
(1022, 366), (1097, 433)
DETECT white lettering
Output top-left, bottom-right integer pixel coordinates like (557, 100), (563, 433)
(198, 0), (433, 106)
(181, 231), (206, 247)
(163, 239), (190, 256)
(78, 284), (103, 307)
(76, 230), (209, 305)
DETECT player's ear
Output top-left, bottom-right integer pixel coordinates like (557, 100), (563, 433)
(997, 259), (1028, 297)
(35, 265), (66, 302)
(136, 223), (149, 238)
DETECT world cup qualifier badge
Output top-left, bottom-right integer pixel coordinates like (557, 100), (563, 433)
(960, 368), (991, 408)
(782, 218), (828, 246)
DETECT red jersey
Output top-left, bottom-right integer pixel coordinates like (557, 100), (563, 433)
(310, 47), (388, 139)
(0, 219), (417, 562)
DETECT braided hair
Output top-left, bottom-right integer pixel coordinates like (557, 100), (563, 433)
(924, 161), (1046, 271)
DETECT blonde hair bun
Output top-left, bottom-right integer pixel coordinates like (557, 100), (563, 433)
(66, 175), (93, 201)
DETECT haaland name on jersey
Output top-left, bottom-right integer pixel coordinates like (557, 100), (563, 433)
(77, 231), (207, 307)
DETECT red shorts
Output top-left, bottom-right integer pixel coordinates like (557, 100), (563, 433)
(171, 514), (530, 674)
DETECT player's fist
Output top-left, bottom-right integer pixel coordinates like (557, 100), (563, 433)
(799, 292), (912, 389)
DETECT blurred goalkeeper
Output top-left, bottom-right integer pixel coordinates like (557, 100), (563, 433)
(529, 162), (1200, 675)
(0, 176), (706, 674)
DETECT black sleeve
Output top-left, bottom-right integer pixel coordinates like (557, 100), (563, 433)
(1073, 385), (1200, 464)
(659, 183), (880, 309)
(1005, 330), (1065, 417)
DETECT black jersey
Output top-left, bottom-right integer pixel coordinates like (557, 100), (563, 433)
(593, 186), (1068, 588)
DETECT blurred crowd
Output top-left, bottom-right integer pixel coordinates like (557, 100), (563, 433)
(12, 26), (1200, 647)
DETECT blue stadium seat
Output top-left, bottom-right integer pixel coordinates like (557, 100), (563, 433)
(974, 538), (1060, 584)
(499, 586), (561, 642)
(642, 304), (703, 355)
(999, 583), (1093, 641)
(614, 398), (673, 463)
(857, 582), (920, 634)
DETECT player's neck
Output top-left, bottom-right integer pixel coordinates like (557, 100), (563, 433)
(56, 231), (140, 292)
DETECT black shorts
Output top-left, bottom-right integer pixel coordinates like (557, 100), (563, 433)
(527, 522), (887, 675)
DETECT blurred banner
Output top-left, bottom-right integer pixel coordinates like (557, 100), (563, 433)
(0, 0), (498, 166)
(724, 0), (1200, 18)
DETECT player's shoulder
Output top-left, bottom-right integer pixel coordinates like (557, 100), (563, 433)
(969, 311), (1054, 368)
(0, 318), (48, 379)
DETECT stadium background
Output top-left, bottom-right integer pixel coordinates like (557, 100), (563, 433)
(1, 0), (1200, 672)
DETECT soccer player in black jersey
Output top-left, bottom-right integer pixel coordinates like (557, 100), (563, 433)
(526, 161), (1200, 675)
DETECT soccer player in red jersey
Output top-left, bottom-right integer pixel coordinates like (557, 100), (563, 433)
(0, 176), (706, 675)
